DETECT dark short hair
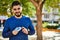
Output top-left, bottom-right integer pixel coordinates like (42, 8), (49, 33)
(11, 1), (22, 8)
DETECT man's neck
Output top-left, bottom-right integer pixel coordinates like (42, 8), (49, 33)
(15, 15), (22, 19)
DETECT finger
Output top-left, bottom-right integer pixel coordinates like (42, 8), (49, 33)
(22, 29), (25, 33)
(22, 29), (27, 33)
(22, 29), (28, 34)
(22, 27), (25, 29)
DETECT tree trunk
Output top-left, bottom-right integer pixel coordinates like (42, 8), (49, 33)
(29, 0), (45, 40)
(36, 6), (43, 40)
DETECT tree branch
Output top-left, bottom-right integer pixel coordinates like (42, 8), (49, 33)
(37, 0), (41, 3)
(39, 0), (46, 9)
(30, 0), (38, 7)
(39, 0), (46, 6)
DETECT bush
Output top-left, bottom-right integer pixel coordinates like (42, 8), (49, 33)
(46, 25), (59, 29)
(46, 24), (59, 29)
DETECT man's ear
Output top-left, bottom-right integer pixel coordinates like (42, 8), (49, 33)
(20, 7), (22, 12)
(21, 7), (22, 11)
(10, 9), (14, 15)
(11, 9), (13, 13)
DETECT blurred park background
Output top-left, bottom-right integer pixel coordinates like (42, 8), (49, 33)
(0, 0), (60, 40)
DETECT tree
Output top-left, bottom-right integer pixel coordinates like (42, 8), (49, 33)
(0, 0), (14, 15)
(30, 0), (60, 40)
(44, 0), (60, 12)
(45, 0), (60, 8)
(30, 0), (46, 40)
(20, 0), (36, 17)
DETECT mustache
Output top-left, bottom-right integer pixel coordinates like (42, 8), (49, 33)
(15, 12), (20, 13)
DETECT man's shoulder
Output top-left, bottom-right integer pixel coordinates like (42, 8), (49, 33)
(23, 16), (30, 20)
(6, 16), (14, 21)
(23, 16), (31, 21)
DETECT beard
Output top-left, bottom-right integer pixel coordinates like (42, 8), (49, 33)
(15, 12), (22, 17)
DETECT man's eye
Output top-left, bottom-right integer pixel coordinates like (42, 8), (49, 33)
(13, 9), (16, 10)
(18, 8), (20, 10)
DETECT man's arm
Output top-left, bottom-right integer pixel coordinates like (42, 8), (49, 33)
(28, 18), (35, 35)
(2, 20), (13, 38)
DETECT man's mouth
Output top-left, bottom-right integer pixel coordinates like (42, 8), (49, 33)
(16, 12), (20, 14)
(15, 13), (22, 17)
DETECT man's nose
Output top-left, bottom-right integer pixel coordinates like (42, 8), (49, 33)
(16, 9), (19, 12)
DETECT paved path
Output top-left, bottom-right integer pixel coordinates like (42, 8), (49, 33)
(0, 31), (60, 40)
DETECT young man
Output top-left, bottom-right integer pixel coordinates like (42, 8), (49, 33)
(2, 1), (35, 40)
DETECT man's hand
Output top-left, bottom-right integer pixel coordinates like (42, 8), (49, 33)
(22, 27), (28, 34)
(12, 30), (19, 35)
(12, 27), (22, 35)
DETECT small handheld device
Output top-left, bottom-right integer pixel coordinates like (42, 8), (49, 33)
(14, 27), (22, 31)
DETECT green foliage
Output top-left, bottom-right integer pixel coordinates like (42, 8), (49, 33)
(46, 24), (59, 29)
(0, 0), (60, 17)
(43, 22), (48, 28)
(43, 22), (59, 29)
(20, 0), (36, 17)
(59, 9), (60, 12)
(45, 0), (60, 8)
(0, 0), (14, 15)
(0, 0), (36, 17)
(44, 0), (60, 13)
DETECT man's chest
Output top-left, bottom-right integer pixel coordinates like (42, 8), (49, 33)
(9, 20), (30, 31)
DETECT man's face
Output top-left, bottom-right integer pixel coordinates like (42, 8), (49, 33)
(12, 5), (22, 17)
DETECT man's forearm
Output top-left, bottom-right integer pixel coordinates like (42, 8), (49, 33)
(2, 31), (13, 38)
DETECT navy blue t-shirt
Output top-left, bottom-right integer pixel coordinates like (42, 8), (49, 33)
(2, 16), (35, 40)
